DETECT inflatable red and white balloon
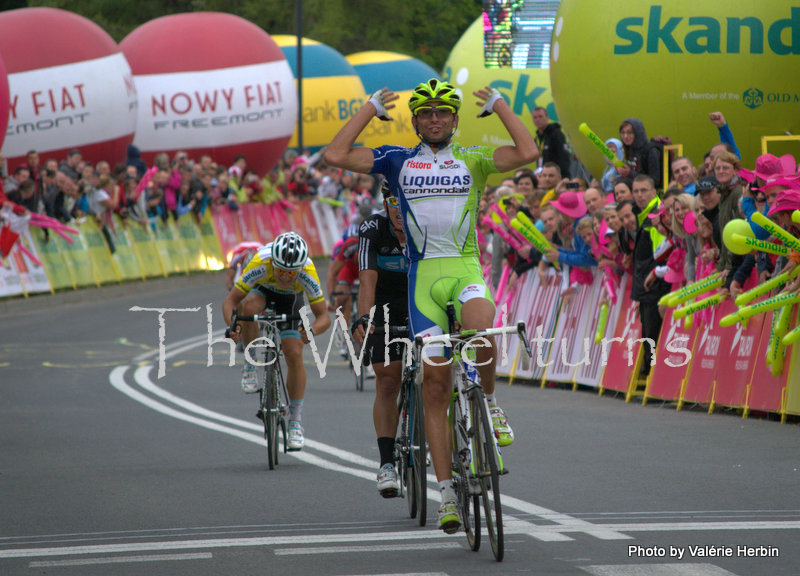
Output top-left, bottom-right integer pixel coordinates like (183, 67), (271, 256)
(0, 52), (9, 154)
(0, 7), (137, 170)
(121, 12), (297, 175)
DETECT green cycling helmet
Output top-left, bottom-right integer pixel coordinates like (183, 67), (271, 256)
(408, 79), (461, 115)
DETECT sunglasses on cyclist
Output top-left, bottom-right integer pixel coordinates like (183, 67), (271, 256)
(274, 266), (299, 277)
(414, 105), (455, 120)
(385, 196), (399, 207)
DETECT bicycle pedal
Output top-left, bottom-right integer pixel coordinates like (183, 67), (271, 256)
(500, 467), (510, 475)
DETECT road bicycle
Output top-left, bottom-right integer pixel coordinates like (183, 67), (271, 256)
(383, 325), (427, 525)
(228, 307), (296, 470)
(332, 280), (368, 391)
(414, 303), (531, 561)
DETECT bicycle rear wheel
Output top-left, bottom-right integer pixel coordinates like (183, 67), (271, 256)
(261, 363), (279, 470)
(276, 362), (289, 455)
(452, 395), (479, 550)
(411, 379), (427, 526)
(354, 360), (365, 391)
(394, 382), (415, 518)
(472, 393), (504, 561)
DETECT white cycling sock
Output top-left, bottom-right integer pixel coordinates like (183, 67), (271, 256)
(439, 480), (456, 503)
(289, 400), (304, 422)
(485, 393), (497, 407)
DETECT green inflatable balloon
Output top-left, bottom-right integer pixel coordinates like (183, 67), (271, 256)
(722, 218), (755, 255)
(442, 16), (550, 184)
(550, 1), (800, 179)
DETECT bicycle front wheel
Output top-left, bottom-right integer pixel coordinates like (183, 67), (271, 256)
(411, 379), (427, 526)
(472, 393), (504, 561)
(452, 394), (479, 550)
(263, 364), (279, 470)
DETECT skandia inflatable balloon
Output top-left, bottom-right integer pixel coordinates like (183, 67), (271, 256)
(121, 13), (296, 175)
(442, 17), (549, 183)
(274, 36), (366, 151)
(0, 8), (137, 170)
(346, 51), (439, 149)
(551, 0), (800, 179)
(0, 53), (8, 153)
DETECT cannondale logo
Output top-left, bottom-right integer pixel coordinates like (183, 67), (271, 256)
(743, 87), (764, 109)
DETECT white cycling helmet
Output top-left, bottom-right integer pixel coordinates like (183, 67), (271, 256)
(272, 232), (308, 270)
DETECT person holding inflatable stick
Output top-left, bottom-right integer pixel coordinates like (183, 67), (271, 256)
(756, 190), (800, 294)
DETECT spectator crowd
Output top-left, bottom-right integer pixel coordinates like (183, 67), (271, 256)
(3, 105), (800, 387)
(0, 143), (381, 253)
(477, 108), (800, 378)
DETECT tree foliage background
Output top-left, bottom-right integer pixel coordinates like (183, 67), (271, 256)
(20, 0), (483, 72)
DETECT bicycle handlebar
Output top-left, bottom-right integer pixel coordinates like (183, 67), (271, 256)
(226, 306), (303, 338)
(413, 322), (533, 358)
(369, 325), (411, 338)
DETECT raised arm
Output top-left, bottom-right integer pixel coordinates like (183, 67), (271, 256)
(324, 88), (399, 174)
(474, 87), (539, 173)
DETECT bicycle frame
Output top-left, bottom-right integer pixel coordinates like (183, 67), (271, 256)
(231, 308), (294, 469)
(414, 317), (531, 561)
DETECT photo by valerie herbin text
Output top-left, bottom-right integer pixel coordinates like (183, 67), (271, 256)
(629, 544), (780, 560)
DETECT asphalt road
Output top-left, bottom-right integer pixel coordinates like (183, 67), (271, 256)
(2, 265), (799, 576)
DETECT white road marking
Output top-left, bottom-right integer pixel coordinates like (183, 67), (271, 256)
(338, 574), (450, 576)
(123, 364), (629, 542)
(606, 521), (800, 532)
(29, 552), (212, 568)
(274, 542), (461, 555)
(582, 564), (739, 576)
(0, 530), (455, 559)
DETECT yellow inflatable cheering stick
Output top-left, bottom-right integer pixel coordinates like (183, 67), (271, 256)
(578, 123), (625, 168)
(719, 290), (800, 327)
(672, 292), (727, 320)
(658, 273), (723, 308)
(734, 266), (800, 307)
(750, 212), (800, 253)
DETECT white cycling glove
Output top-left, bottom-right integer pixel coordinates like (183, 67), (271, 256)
(477, 87), (503, 118)
(368, 89), (392, 121)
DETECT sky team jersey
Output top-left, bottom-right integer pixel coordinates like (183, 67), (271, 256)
(371, 141), (498, 262)
(358, 211), (408, 306)
(235, 242), (325, 305)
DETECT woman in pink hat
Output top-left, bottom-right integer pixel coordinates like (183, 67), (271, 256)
(544, 192), (595, 265)
(767, 189), (800, 293)
(739, 153), (800, 241)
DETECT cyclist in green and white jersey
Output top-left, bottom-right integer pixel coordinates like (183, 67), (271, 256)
(325, 79), (538, 533)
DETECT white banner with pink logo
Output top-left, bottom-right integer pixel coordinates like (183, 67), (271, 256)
(3, 53), (137, 158)
(131, 62), (296, 150)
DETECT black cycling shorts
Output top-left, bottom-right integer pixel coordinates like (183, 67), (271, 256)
(253, 285), (304, 336)
(363, 298), (409, 366)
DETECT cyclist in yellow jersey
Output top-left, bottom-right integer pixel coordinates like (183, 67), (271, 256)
(223, 232), (331, 451)
(326, 80), (538, 533)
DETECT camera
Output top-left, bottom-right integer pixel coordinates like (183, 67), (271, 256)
(565, 182), (580, 190)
